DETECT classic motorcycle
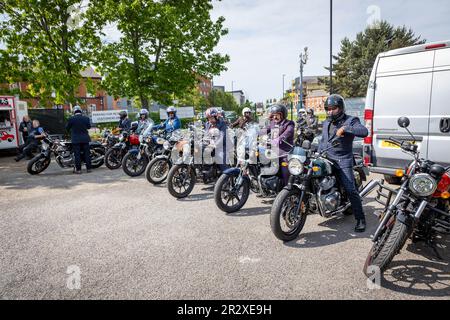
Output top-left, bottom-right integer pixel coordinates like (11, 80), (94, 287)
(166, 126), (230, 199)
(27, 135), (105, 175)
(144, 129), (185, 185)
(269, 139), (368, 242)
(214, 124), (286, 213)
(101, 129), (119, 150)
(104, 122), (140, 170)
(121, 121), (166, 177)
(362, 117), (450, 276)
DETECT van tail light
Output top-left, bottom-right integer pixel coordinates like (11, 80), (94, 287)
(364, 109), (374, 145)
(425, 43), (447, 50)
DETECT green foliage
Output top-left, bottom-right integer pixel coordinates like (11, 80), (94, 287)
(207, 89), (239, 113)
(89, 0), (229, 109)
(319, 21), (425, 98)
(0, 0), (102, 104)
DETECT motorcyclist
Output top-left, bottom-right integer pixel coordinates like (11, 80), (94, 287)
(217, 110), (230, 126)
(204, 107), (229, 171)
(297, 108), (318, 145)
(15, 120), (46, 162)
(318, 94), (369, 233)
(153, 106), (181, 133)
(266, 104), (295, 187)
(231, 107), (254, 129)
(136, 109), (151, 134)
(117, 110), (131, 133)
(66, 106), (92, 174)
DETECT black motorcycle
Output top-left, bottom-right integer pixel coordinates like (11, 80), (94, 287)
(27, 135), (105, 175)
(145, 129), (184, 185)
(362, 117), (450, 276)
(214, 125), (286, 213)
(269, 140), (368, 242)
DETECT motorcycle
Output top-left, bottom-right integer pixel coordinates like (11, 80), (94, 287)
(362, 117), (450, 276)
(166, 126), (229, 199)
(121, 121), (166, 177)
(214, 124), (286, 213)
(101, 129), (119, 150)
(269, 139), (368, 242)
(145, 129), (185, 185)
(27, 135), (105, 175)
(104, 124), (140, 170)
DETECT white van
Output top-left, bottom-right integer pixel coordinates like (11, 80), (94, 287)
(363, 40), (450, 183)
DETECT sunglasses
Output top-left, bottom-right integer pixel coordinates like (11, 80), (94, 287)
(325, 106), (339, 111)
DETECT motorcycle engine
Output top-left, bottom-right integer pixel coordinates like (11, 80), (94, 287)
(55, 148), (73, 168)
(260, 176), (281, 195)
(317, 177), (341, 214)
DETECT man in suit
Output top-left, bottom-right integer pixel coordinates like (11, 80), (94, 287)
(66, 106), (92, 174)
(318, 94), (369, 232)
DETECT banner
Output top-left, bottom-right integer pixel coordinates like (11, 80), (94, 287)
(160, 107), (194, 120)
(91, 110), (121, 123)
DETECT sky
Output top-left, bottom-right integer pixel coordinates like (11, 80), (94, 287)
(210, 0), (450, 103)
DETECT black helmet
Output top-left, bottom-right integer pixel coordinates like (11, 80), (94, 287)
(307, 108), (314, 116)
(119, 110), (128, 120)
(324, 94), (345, 112)
(269, 104), (287, 120)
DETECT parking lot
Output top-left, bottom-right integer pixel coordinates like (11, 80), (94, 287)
(0, 155), (449, 300)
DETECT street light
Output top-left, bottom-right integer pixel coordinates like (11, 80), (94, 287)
(282, 74), (286, 102)
(330, 0), (333, 94)
(299, 47), (308, 115)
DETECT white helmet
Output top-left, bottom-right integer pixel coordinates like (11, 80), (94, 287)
(242, 107), (252, 116)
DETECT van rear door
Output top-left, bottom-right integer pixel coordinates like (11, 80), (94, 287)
(373, 51), (434, 169)
(427, 47), (450, 166)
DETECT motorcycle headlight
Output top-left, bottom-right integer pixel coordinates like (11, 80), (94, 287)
(409, 173), (437, 197)
(156, 137), (165, 145)
(288, 158), (304, 176)
(163, 141), (171, 150)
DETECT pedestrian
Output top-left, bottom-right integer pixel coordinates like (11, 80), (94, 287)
(19, 115), (33, 143)
(15, 120), (45, 162)
(66, 106), (92, 174)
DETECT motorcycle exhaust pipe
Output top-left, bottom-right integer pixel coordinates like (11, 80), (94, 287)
(359, 180), (381, 199)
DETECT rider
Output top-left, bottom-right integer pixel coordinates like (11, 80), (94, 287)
(297, 108), (318, 144)
(217, 110), (230, 126)
(153, 106), (181, 133)
(267, 104), (295, 187)
(231, 107), (254, 129)
(318, 94), (369, 233)
(117, 110), (131, 132)
(204, 107), (229, 171)
(15, 120), (46, 162)
(136, 109), (151, 134)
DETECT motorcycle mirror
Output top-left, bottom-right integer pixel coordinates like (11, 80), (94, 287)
(398, 117), (410, 129)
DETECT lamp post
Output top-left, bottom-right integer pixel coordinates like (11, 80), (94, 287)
(282, 74), (286, 102)
(330, 0), (333, 94)
(299, 47), (308, 116)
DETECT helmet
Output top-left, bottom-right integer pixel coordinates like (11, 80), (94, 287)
(324, 94), (345, 111)
(306, 108), (314, 116)
(218, 110), (225, 117)
(205, 107), (219, 119)
(130, 121), (139, 131)
(269, 104), (287, 120)
(119, 110), (128, 120)
(139, 109), (149, 119)
(242, 107), (252, 117)
(324, 94), (345, 122)
(298, 108), (307, 117)
(73, 105), (82, 115)
(166, 106), (177, 115)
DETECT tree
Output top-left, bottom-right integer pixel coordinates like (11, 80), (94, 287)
(207, 89), (238, 113)
(0, 0), (102, 105)
(178, 87), (208, 113)
(90, 0), (229, 109)
(319, 21), (425, 98)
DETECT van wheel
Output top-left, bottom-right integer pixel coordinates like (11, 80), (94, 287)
(384, 175), (402, 185)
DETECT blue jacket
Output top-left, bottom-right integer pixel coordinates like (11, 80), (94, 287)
(66, 114), (91, 144)
(319, 114), (368, 168)
(119, 118), (132, 132)
(154, 117), (181, 133)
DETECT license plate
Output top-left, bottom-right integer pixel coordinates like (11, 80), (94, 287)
(380, 140), (401, 149)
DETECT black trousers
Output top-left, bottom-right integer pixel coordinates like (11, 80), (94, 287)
(73, 143), (91, 171)
(335, 167), (365, 220)
(18, 139), (38, 158)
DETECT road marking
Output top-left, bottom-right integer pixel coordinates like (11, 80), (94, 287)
(238, 256), (261, 264)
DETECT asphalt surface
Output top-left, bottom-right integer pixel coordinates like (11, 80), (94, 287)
(0, 155), (449, 300)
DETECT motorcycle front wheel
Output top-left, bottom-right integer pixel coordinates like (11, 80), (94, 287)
(270, 189), (308, 242)
(122, 152), (148, 177)
(167, 164), (196, 198)
(145, 157), (171, 185)
(105, 148), (123, 170)
(27, 155), (51, 175)
(214, 174), (250, 213)
(363, 215), (412, 276)
(90, 147), (105, 169)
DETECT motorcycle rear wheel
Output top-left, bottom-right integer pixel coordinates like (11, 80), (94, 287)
(214, 174), (250, 213)
(90, 148), (105, 169)
(145, 157), (171, 185)
(122, 152), (148, 177)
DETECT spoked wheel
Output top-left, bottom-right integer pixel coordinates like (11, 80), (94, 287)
(214, 174), (250, 213)
(105, 148), (123, 170)
(270, 189), (308, 242)
(167, 164), (196, 198)
(122, 152), (148, 177)
(145, 157), (171, 185)
(27, 155), (51, 175)
(363, 214), (412, 277)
